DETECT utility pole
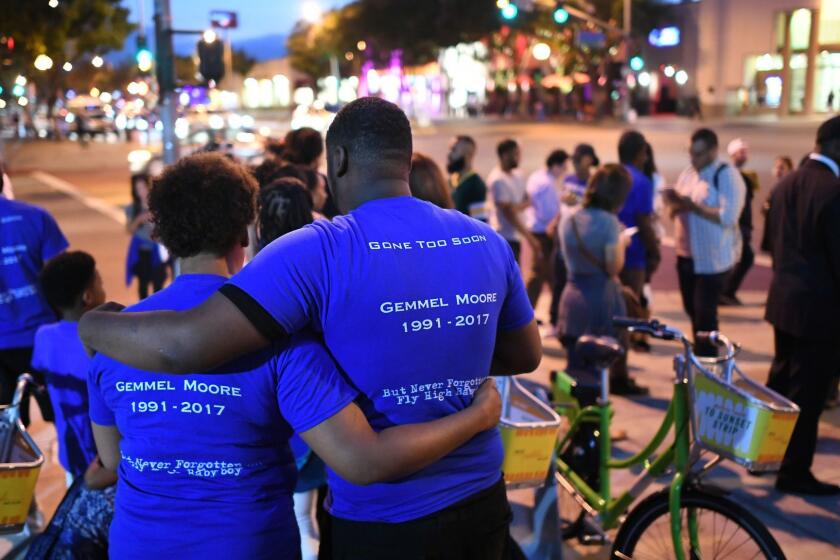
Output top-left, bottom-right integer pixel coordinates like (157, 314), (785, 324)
(153, 0), (179, 164)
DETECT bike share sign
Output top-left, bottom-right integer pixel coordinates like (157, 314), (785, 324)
(693, 368), (798, 468)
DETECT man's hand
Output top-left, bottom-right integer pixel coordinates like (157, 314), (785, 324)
(470, 378), (501, 431)
(81, 302), (126, 357)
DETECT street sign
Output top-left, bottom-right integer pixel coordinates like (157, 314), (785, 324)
(210, 11), (238, 29)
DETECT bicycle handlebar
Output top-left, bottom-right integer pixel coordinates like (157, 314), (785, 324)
(612, 317), (683, 341)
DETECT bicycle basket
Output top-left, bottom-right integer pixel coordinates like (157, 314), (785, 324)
(497, 377), (565, 489)
(0, 409), (44, 534)
(689, 357), (799, 472)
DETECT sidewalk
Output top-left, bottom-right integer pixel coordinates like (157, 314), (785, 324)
(516, 279), (840, 558)
(6, 171), (839, 559)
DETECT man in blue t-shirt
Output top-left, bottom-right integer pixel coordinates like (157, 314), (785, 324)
(87, 152), (505, 559)
(32, 251), (105, 482)
(0, 177), (69, 425)
(615, 131), (660, 395)
(81, 99), (542, 558)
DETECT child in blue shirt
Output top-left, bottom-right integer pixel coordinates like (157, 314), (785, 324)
(87, 153), (501, 559)
(33, 251), (105, 482)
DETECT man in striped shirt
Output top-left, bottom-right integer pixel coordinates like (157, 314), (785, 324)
(665, 128), (746, 357)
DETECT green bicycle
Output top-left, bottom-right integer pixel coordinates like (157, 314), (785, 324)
(519, 317), (792, 560)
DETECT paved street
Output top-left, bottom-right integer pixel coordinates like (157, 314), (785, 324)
(2, 115), (838, 558)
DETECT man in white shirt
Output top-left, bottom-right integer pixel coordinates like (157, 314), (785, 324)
(665, 128), (745, 357)
(487, 139), (537, 265)
(524, 150), (568, 310)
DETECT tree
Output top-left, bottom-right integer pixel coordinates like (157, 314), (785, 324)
(0, 0), (133, 116)
(231, 48), (256, 77)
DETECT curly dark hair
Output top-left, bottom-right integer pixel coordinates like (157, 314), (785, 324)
(258, 177), (313, 247)
(149, 153), (257, 258)
(40, 251), (96, 311)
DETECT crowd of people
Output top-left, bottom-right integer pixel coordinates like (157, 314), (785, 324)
(0, 98), (838, 559)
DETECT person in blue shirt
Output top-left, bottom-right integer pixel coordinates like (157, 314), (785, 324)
(80, 98), (542, 559)
(0, 175), (69, 426)
(615, 131), (660, 395)
(33, 251), (105, 483)
(88, 152), (503, 559)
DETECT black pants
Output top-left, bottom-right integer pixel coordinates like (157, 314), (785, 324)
(767, 328), (840, 477)
(134, 248), (166, 300)
(722, 231), (755, 298)
(676, 257), (727, 357)
(327, 478), (524, 560)
(506, 240), (521, 267)
(0, 347), (53, 426)
(525, 233), (554, 309)
(550, 248), (567, 327)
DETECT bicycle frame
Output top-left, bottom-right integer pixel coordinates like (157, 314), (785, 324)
(552, 329), (716, 560)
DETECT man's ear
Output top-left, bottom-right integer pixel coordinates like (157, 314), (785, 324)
(335, 146), (349, 178)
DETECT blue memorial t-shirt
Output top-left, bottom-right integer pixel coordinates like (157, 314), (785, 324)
(223, 195), (534, 523)
(31, 321), (98, 477)
(617, 165), (654, 270)
(0, 198), (68, 349)
(88, 274), (357, 559)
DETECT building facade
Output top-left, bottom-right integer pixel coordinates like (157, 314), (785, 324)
(640, 0), (840, 116)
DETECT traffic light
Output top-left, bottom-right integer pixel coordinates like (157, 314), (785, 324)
(136, 37), (153, 73)
(500, 3), (518, 20)
(629, 55), (644, 72)
(553, 6), (570, 24)
(197, 35), (225, 83)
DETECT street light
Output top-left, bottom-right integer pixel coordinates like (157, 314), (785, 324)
(675, 70), (688, 85)
(301, 1), (322, 24)
(14, 75), (26, 86)
(357, 40), (366, 51)
(34, 54), (53, 71)
(48, 0), (58, 7)
(663, 65), (675, 78)
(62, 61), (72, 72)
(202, 29), (217, 44)
(91, 55), (104, 68)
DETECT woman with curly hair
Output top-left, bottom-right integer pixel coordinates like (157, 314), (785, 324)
(86, 153), (501, 559)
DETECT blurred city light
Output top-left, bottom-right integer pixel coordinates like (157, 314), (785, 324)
(202, 30), (217, 44)
(629, 55), (644, 72)
(553, 7), (570, 25)
(90, 87), (100, 97)
(62, 62), (72, 72)
(18, 97), (28, 106)
(675, 70), (688, 85)
(638, 71), (651, 87)
(12, 84), (25, 97)
(48, 0), (58, 7)
(663, 65), (676, 78)
(99, 91), (112, 103)
(357, 40), (367, 51)
(532, 43), (551, 61)
(208, 114), (225, 129)
(91, 55), (104, 68)
(501, 3), (518, 20)
(34, 54), (53, 71)
(301, 1), (323, 24)
(496, 0), (509, 8)
(0, 99), (6, 109)
(15, 75), (26, 86)
(127, 82), (139, 95)
(137, 48), (153, 72)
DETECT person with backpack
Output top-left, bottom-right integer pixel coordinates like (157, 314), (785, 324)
(664, 128), (746, 357)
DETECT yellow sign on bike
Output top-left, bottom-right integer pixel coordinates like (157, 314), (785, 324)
(692, 363), (799, 470)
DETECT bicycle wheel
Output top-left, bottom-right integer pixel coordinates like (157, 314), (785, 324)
(611, 488), (785, 560)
